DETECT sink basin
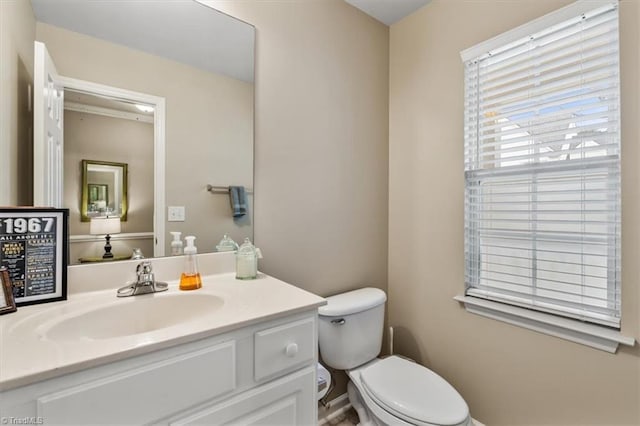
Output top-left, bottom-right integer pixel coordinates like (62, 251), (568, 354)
(43, 293), (224, 341)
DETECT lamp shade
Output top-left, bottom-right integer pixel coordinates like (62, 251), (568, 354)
(90, 217), (121, 235)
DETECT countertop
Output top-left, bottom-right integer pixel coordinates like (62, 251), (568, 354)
(0, 272), (326, 391)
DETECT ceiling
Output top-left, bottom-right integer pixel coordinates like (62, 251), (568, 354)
(30, 0), (254, 82)
(31, 0), (426, 83)
(344, 0), (432, 25)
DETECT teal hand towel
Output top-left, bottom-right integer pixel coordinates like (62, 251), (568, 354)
(229, 186), (247, 217)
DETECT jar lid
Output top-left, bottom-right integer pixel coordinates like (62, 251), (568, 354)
(237, 237), (256, 255)
(216, 234), (239, 252)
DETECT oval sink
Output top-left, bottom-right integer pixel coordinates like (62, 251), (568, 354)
(43, 293), (224, 341)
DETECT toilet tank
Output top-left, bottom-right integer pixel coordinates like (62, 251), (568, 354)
(318, 287), (386, 370)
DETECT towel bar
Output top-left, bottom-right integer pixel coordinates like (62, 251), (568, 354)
(206, 184), (253, 195)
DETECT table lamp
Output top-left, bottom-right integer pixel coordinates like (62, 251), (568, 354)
(90, 217), (121, 259)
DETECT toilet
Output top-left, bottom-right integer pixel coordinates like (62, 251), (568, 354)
(318, 288), (471, 426)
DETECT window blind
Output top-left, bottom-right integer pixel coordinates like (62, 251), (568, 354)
(463, 1), (621, 328)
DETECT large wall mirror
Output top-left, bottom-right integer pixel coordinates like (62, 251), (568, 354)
(27, 0), (255, 264)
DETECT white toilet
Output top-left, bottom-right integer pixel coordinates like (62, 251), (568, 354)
(318, 288), (471, 426)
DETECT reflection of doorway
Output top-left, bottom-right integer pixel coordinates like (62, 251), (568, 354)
(34, 41), (166, 257)
(63, 90), (157, 258)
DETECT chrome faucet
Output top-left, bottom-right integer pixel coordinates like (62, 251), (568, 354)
(117, 261), (168, 297)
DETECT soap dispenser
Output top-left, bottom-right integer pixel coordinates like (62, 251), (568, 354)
(236, 238), (262, 280)
(180, 236), (202, 290)
(170, 231), (183, 256)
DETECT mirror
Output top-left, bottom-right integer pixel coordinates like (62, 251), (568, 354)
(27, 0), (255, 263)
(81, 160), (128, 222)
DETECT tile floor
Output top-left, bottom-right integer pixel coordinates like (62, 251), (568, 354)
(326, 407), (360, 426)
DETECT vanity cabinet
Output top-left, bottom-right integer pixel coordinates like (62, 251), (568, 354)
(0, 311), (318, 425)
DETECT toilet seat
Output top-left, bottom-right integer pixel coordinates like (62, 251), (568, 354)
(359, 356), (469, 426)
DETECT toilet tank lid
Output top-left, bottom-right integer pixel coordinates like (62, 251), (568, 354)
(318, 288), (386, 317)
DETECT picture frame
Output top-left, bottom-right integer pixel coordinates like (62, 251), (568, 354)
(0, 267), (17, 315)
(0, 208), (68, 306)
(81, 159), (128, 222)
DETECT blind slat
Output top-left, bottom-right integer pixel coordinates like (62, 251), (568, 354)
(473, 84), (618, 128)
(477, 270), (615, 298)
(466, 288), (619, 327)
(479, 51), (618, 100)
(480, 27), (618, 83)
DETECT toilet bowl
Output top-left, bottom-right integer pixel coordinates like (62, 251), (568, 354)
(318, 288), (471, 426)
(347, 356), (471, 426)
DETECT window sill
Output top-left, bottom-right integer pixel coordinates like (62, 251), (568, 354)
(454, 295), (635, 353)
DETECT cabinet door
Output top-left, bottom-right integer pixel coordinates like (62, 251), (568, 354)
(172, 367), (315, 426)
(37, 342), (236, 425)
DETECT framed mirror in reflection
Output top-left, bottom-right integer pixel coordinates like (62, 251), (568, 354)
(81, 160), (128, 222)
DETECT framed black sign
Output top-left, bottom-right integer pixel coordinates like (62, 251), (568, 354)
(0, 208), (68, 306)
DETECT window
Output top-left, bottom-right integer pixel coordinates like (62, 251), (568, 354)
(462, 1), (621, 329)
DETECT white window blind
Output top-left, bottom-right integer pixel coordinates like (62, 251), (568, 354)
(462, 1), (621, 328)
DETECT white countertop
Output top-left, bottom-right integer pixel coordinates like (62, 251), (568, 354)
(0, 271), (326, 391)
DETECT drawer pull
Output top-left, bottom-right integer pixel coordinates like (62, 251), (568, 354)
(285, 343), (299, 358)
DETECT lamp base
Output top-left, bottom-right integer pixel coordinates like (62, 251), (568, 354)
(103, 234), (114, 259)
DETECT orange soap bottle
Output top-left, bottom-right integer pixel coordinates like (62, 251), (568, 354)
(179, 236), (202, 290)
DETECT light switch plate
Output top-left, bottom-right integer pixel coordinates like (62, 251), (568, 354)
(168, 206), (185, 222)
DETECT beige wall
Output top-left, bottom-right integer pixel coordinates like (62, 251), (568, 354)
(389, 1), (640, 425)
(35, 23), (254, 255)
(0, 0), (35, 205)
(207, 0), (389, 401)
(207, 0), (389, 298)
(63, 110), (154, 264)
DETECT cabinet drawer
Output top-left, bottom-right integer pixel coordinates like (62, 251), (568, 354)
(254, 317), (315, 381)
(37, 341), (236, 425)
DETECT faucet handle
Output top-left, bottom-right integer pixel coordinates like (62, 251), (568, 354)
(136, 261), (152, 274)
(136, 261), (154, 284)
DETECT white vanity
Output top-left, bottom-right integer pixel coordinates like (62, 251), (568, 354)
(0, 253), (326, 425)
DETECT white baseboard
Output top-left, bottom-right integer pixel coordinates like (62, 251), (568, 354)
(472, 418), (486, 426)
(318, 393), (351, 426)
